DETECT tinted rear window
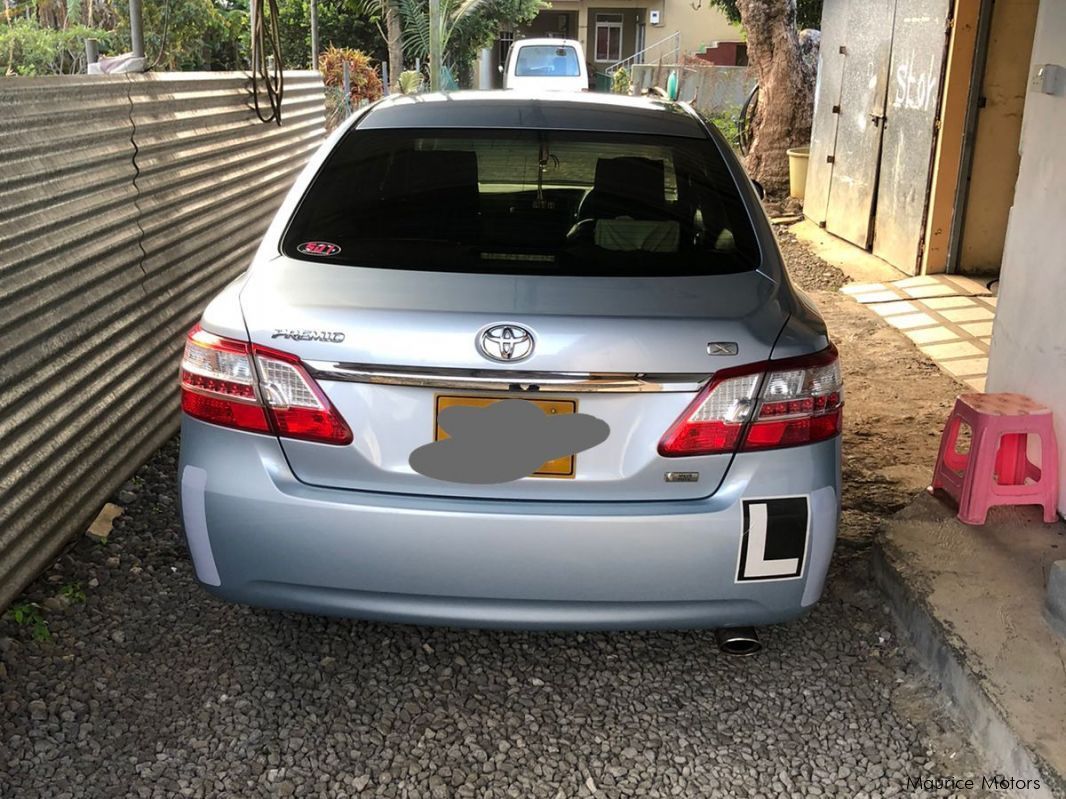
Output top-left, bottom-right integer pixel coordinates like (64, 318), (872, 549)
(282, 128), (760, 276)
(514, 45), (582, 77)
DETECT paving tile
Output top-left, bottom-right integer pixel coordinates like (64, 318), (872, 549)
(940, 357), (989, 378)
(841, 282), (887, 295)
(894, 276), (941, 287)
(976, 296), (998, 308)
(943, 275), (994, 296)
(885, 312), (937, 330)
(903, 284), (958, 299)
(854, 290), (902, 304)
(918, 296), (977, 310)
(919, 341), (983, 360)
(965, 377), (987, 392)
(941, 306), (995, 323)
(960, 321), (994, 337)
(905, 326), (960, 345)
(871, 300), (919, 317)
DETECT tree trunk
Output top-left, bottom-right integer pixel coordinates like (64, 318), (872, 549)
(385, 2), (404, 92)
(736, 0), (815, 195)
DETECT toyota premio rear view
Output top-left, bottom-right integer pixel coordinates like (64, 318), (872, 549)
(177, 92), (842, 647)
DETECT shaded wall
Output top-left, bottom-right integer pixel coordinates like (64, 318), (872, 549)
(0, 71), (326, 610)
(957, 0), (1039, 274)
(986, 0), (1066, 513)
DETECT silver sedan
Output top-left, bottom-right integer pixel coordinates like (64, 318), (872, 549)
(177, 92), (842, 648)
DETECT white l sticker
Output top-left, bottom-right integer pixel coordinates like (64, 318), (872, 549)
(743, 503), (800, 578)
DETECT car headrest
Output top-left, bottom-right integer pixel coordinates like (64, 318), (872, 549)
(580, 157), (666, 220)
(596, 157), (664, 205)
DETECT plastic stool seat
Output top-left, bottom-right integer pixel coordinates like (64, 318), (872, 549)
(931, 392), (1059, 525)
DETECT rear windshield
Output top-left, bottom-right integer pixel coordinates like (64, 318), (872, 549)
(514, 45), (582, 77)
(282, 128), (760, 276)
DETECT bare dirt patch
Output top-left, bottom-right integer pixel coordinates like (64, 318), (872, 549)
(777, 224), (961, 547)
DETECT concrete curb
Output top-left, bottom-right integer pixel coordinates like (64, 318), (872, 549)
(871, 541), (1066, 799)
(1046, 561), (1066, 640)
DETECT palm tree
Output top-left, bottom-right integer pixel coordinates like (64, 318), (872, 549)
(397, 0), (491, 90)
(355, 0), (405, 93)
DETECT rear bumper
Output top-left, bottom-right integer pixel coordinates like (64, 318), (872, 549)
(178, 417), (841, 630)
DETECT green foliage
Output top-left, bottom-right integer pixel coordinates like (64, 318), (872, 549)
(449, 0), (544, 84)
(704, 106), (741, 151)
(397, 68), (422, 93)
(110, 0), (248, 70)
(4, 0), (538, 81)
(61, 582), (87, 605)
(319, 45), (383, 104)
(276, 0), (383, 69)
(611, 66), (630, 95)
(6, 602), (51, 642)
(706, 0), (824, 30)
(398, 0), (543, 84)
(1, 18), (111, 75)
(4, 0), (386, 75)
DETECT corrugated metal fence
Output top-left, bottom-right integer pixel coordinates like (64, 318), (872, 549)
(0, 71), (326, 611)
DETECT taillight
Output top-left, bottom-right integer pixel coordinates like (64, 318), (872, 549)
(658, 345), (842, 457)
(180, 325), (353, 445)
(252, 344), (354, 444)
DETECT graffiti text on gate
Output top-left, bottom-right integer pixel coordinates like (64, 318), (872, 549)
(893, 50), (939, 113)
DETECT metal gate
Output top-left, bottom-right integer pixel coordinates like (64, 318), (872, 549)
(872, 0), (953, 270)
(805, 0), (952, 272)
(822, 0), (897, 249)
(804, 0), (849, 227)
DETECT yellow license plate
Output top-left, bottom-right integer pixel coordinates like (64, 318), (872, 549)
(434, 395), (578, 478)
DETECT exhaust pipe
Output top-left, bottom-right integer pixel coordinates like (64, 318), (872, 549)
(715, 627), (762, 656)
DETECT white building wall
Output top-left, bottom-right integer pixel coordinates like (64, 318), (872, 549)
(985, 0), (1066, 513)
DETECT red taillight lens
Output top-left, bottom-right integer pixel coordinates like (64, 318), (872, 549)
(658, 345), (843, 457)
(658, 369), (762, 456)
(252, 344), (353, 445)
(181, 326), (271, 434)
(743, 347), (842, 451)
(180, 325), (352, 445)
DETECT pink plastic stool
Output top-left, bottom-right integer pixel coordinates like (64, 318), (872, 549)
(931, 392), (1059, 525)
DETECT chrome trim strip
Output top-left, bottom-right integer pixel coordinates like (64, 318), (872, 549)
(305, 361), (711, 393)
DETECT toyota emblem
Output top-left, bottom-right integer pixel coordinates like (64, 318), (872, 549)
(477, 324), (534, 362)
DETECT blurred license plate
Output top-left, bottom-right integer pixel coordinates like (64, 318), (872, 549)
(434, 395), (577, 478)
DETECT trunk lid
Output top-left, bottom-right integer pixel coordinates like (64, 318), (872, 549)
(240, 257), (786, 501)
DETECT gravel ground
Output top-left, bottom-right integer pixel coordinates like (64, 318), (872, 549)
(1, 231), (999, 798)
(776, 228), (852, 293)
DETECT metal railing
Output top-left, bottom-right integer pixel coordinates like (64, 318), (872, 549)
(606, 31), (681, 75)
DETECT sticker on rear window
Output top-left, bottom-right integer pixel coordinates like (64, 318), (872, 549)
(297, 241), (341, 257)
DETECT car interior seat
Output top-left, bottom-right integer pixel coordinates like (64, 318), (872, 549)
(569, 156), (680, 251)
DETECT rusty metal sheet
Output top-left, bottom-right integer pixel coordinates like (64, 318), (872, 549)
(872, 0), (952, 272)
(824, 0), (898, 249)
(804, 0), (850, 225)
(0, 71), (326, 612)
